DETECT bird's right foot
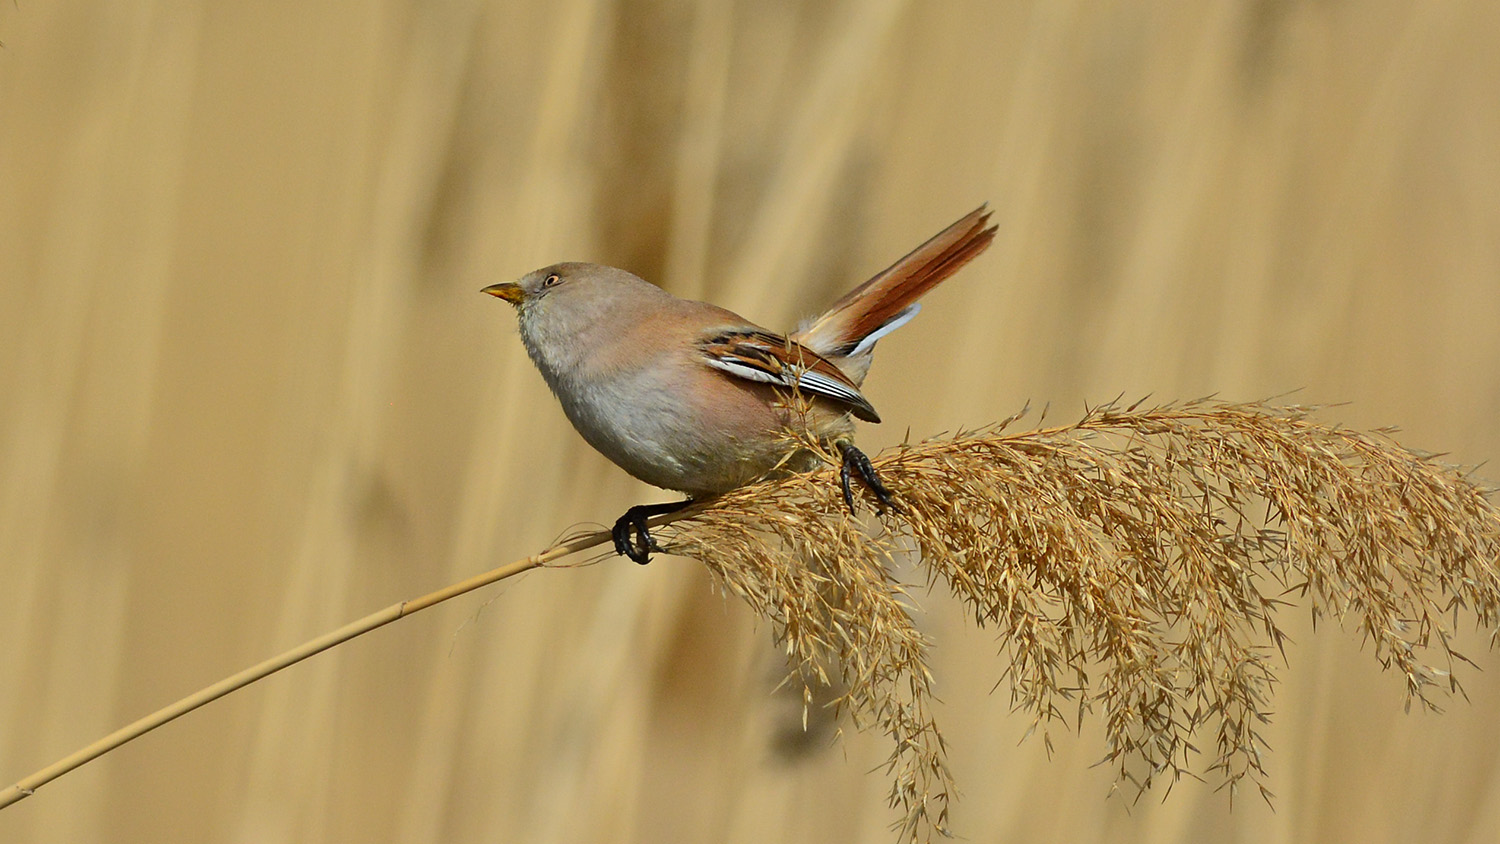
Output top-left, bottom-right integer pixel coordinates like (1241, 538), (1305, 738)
(611, 500), (691, 564)
(838, 441), (898, 515)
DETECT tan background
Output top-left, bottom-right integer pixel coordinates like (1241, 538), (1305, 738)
(4, 2), (1500, 842)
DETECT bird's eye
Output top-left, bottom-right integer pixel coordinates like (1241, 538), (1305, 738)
(543, 273), (561, 287)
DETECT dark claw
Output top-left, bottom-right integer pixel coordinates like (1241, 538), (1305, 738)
(611, 513), (650, 564)
(611, 500), (691, 564)
(837, 441), (898, 516)
(840, 457), (857, 514)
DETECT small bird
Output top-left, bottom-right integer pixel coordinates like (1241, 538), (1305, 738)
(484, 205), (996, 563)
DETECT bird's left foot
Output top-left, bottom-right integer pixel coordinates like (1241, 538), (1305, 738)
(611, 500), (691, 564)
(838, 441), (898, 515)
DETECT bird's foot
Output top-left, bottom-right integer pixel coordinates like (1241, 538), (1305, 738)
(611, 500), (691, 564)
(838, 441), (898, 516)
(611, 510), (655, 564)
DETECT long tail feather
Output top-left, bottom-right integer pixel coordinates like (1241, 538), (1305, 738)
(795, 204), (996, 359)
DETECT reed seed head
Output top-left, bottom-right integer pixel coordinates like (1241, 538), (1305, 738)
(656, 399), (1500, 843)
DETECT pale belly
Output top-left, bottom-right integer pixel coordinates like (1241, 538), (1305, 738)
(551, 363), (849, 498)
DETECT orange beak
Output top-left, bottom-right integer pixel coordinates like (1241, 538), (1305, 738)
(482, 282), (525, 305)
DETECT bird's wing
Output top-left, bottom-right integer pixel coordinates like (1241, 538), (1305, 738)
(698, 328), (881, 423)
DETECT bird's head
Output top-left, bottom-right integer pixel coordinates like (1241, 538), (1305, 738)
(482, 263), (576, 308)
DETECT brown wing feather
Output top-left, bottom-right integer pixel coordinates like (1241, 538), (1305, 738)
(699, 329), (881, 423)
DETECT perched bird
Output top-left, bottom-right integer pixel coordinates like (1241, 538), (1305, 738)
(484, 205), (996, 563)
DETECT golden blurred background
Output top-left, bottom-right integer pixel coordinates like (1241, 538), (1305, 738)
(4, 1), (1500, 842)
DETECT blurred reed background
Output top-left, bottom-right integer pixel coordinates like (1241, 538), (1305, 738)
(3, 1), (1499, 842)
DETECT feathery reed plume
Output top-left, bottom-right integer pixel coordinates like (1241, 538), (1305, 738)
(664, 470), (952, 840)
(656, 399), (1500, 842)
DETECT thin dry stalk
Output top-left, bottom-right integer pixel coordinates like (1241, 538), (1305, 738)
(656, 399), (1500, 842)
(0, 528), (634, 811)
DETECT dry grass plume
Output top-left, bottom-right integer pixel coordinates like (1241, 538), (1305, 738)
(657, 399), (1500, 842)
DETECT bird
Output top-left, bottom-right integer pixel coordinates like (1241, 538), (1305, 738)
(483, 205), (996, 563)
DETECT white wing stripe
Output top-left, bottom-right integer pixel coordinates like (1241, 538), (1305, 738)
(702, 347), (880, 421)
(704, 357), (785, 385)
(705, 356), (867, 404)
(848, 303), (921, 357)
(795, 370), (865, 404)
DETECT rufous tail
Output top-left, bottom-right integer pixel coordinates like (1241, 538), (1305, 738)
(794, 205), (996, 372)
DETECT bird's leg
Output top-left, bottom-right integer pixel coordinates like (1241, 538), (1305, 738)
(837, 441), (897, 516)
(611, 499), (691, 564)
